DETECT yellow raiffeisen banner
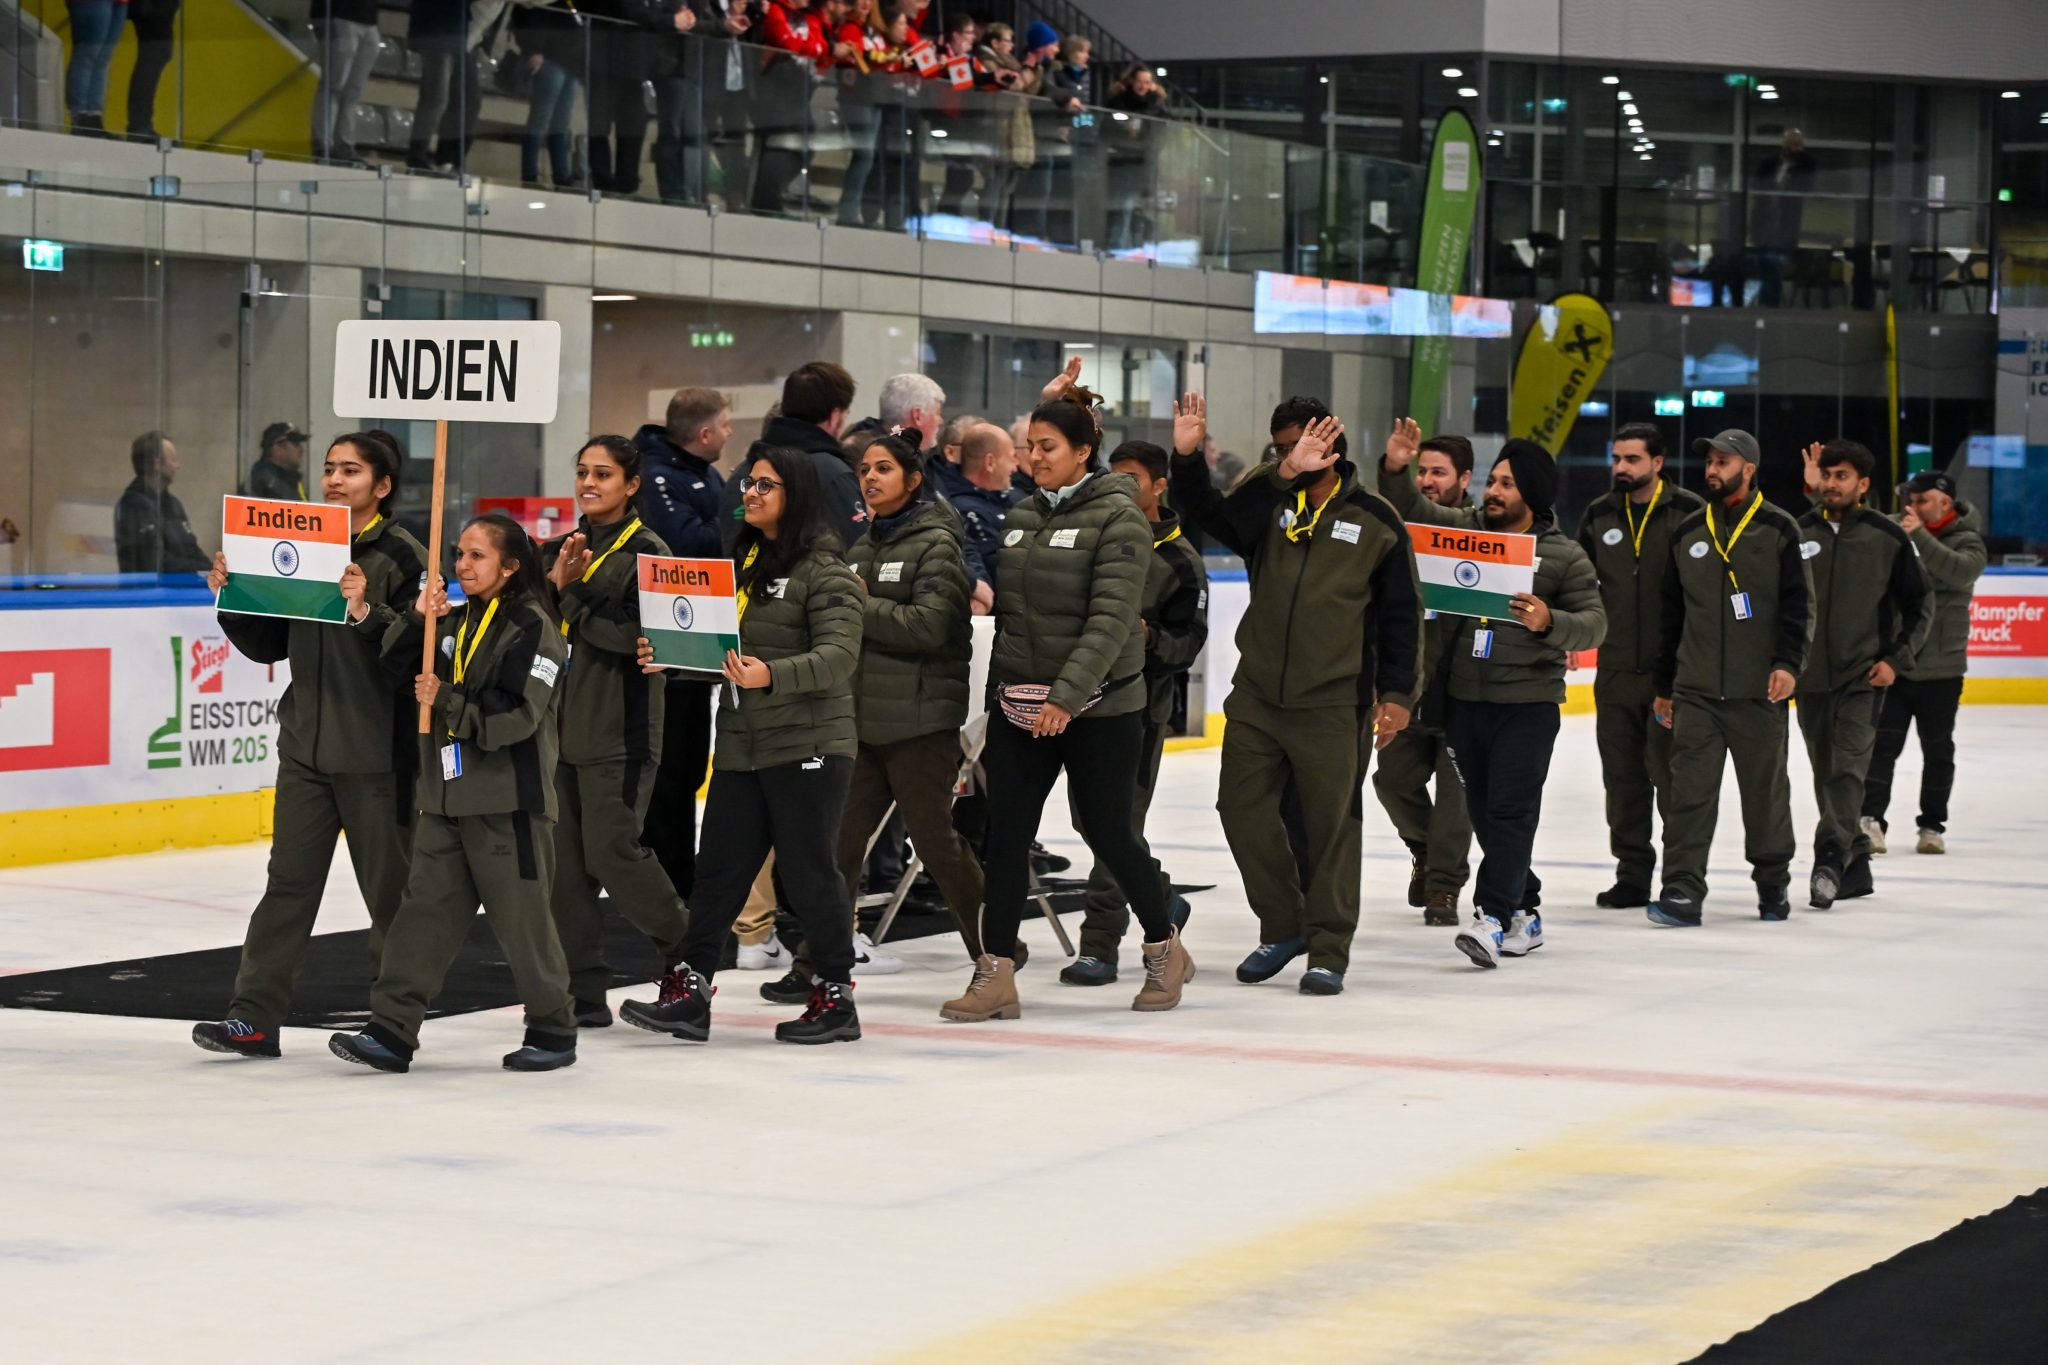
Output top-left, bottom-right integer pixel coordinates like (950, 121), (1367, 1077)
(1508, 293), (1615, 454)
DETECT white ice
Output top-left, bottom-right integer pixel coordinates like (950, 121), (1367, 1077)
(3, 709), (2046, 1365)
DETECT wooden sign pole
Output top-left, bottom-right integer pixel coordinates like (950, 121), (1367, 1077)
(417, 417), (449, 734)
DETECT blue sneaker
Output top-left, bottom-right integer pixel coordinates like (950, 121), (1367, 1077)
(1647, 893), (1702, 927)
(1758, 888), (1790, 921)
(328, 1030), (409, 1073)
(1454, 914), (1504, 968)
(1298, 966), (1344, 995)
(1500, 911), (1543, 957)
(1059, 955), (1119, 986)
(1235, 937), (1307, 984)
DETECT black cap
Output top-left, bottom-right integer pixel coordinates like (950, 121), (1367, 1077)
(261, 421), (309, 453)
(1904, 470), (1956, 498)
(1690, 429), (1760, 463)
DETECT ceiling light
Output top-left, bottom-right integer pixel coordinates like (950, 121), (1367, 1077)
(1457, 87), (1479, 98)
(1639, 153), (1653, 160)
(1757, 83), (1776, 93)
(1111, 111), (1130, 121)
(1442, 67), (1463, 78)
(1760, 91), (1779, 100)
(1616, 90), (1633, 101)
(527, 200), (546, 209)
(931, 128), (948, 138)
(1319, 75), (1329, 84)
(1999, 90), (2018, 98)
(1155, 66), (1168, 76)
(1623, 103), (1638, 115)
(1601, 75), (1620, 85)
(591, 293), (637, 302)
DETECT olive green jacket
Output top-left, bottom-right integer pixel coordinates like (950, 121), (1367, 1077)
(716, 546), (865, 770)
(848, 498), (973, 746)
(1655, 493), (1813, 702)
(1794, 504), (1934, 693)
(1574, 480), (1707, 676)
(1903, 502), (1986, 680)
(544, 516), (672, 768)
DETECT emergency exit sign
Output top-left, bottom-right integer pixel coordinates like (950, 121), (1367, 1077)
(22, 239), (63, 271)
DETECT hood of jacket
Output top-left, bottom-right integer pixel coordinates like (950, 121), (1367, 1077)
(755, 414), (852, 467)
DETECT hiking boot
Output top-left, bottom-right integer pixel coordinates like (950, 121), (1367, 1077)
(1406, 854), (1427, 909)
(328, 1030), (409, 1073)
(574, 998), (613, 1028)
(1059, 955), (1118, 986)
(618, 965), (712, 1041)
(502, 1030), (577, 1071)
(191, 1019), (280, 1058)
(940, 955), (1020, 1022)
(1423, 889), (1460, 927)
(1132, 930), (1194, 1012)
(775, 981), (861, 1045)
(1595, 883), (1651, 908)
(759, 966), (812, 1005)
(1860, 816), (1888, 855)
(1235, 937), (1306, 984)
(1916, 828), (1946, 855)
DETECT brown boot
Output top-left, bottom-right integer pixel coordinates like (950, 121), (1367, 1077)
(939, 955), (1020, 1022)
(1132, 929), (1195, 1012)
(1423, 889), (1460, 927)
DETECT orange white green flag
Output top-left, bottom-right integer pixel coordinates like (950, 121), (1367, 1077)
(217, 496), (353, 623)
(1408, 523), (1537, 619)
(638, 554), (739, 674)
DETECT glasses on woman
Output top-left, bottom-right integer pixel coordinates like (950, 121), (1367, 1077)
(739, 475), (783, 495)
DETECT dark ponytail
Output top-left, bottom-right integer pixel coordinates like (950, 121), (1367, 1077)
(462, 512), (555, 621)
(1027, 384), (1106, 470)
(331, 429), (405, 514)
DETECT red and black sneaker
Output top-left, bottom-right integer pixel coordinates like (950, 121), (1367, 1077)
(618, 965), (712, 1041)
(773, 980), (861, 1046)
(191, 1019), (281, 1058)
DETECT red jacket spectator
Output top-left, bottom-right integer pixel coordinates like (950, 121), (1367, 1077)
(760, 0), (832, 74)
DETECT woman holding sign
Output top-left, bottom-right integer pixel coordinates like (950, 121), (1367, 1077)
(539, 435), (691, 1030)
(621, 447), (866, 1046)
(193, 431), (427, 1061)
(328, 513), (580, 1073)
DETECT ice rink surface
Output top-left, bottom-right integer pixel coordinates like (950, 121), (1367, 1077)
(3, 708), (2045, 1364)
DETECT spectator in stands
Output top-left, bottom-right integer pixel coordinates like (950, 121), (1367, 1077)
(1749, 128), (1817, 307)
(1105, 63), (1167, 250)
(511, 0), (586, 190)
(700, 0), (760, 210)
(115, 431), (211, 575)
(649, 0), (710, 205)
(406, 0), (482, 171)
(974, 22), (1039, 229)
(124, 0), (180, 144)
(752, 0), (853, 213)
(582, 0), (657, 194)
(1051, 34), (1093, 105)
(311, 0), (383, 165)
(923, 10), (989, 217)
(834, 0), (889, 226)
(63, 0), (127, 137)
(244, 423), (310, 502)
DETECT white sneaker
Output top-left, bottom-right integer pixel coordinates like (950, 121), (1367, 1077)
(1916, 828), (1946, 855)
(853, 932), (904, 975)
(1454, 914), (1503, 969)
(1500, 911), (1544, 957)
(735, 933), (789, 971)
(1860, 816), (1888, 855)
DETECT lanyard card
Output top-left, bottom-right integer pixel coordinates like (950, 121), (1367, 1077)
(440, 742), (463, 781)
(1472, 627), (1494, 659)
(1730, 591), (1753, 621)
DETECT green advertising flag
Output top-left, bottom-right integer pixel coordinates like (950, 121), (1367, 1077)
(1406, 109), (1482, 437)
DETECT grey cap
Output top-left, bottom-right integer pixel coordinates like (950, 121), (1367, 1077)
(1690, 429), (1760, 463)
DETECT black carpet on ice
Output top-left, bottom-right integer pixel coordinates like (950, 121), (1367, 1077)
(1687, 1187), (2048, 1364)
(0, 880), (1211, 1029)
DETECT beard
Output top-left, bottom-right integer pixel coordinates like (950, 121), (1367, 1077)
(1705, 472), (1746, 500)
(1290, 468), (1331, 494)
(1612, 470), (1648, 494)
(1480, 498), (1516, 529)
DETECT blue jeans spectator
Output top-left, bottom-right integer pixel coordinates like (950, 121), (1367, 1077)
(523, 57), (581, 186)
(65, 0), (126, 131)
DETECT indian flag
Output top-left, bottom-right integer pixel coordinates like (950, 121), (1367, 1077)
(217, 496), (352, 623)
(639, 554), (739, 674)
(1409, 523), (1537, 619)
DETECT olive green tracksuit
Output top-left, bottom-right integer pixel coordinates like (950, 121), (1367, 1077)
(1793, 505), (1933, 872)
(1654, 492), (1813, 906)
(366, 595), (576, 1058)
(543, 517), (690, 1006)
(1370, 523), (1472, 901)
(1170, 454), (1423, 974)
(1576, 479), (1708, 893)
(218, 517), (427, 1033)
(1073, 506), (1209, 962)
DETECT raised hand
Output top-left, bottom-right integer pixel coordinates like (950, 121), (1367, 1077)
(1279, 416), (1345, 480)
(1040, 355), (1084, 402)
(1171, 392), (1207, 456)
(1898, 506), (1922, 534)
(1801, 442), (1824, 493)
(549, 532), (590, 590)
(1384, 416), (1422, 471)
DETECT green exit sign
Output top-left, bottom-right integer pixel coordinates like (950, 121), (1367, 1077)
(689, 329), (735, 349)
(22, 239), (64, 271)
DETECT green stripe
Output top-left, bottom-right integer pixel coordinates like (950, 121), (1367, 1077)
(1420, 581), (1518, 619)
(645, 627), (738, 674)
(219, 574), (349, 623)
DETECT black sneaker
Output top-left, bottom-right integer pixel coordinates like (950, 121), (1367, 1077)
(574, 998), (613, 1028)
(774, 981), (862, 1045)
(1235, 937), (1307, 983)
(759, 966), (812, 1006)
(191, 1019), (281, 1058)
(618, 965), (712, 1041)
(1647, 893), (1702, 927)
(1059, 955), (1118, 986)
(328, 1030), (410, 1072)
(1406, 854), (1427, 909)
(1758, 888), (1791, 921)
(503, 1031), (578, 1071)
(1837, 856), (1874, 901)
(1029, 841), (1071, 875)
(1299, 966), (1345, 996)
(1809, 865), (1840, 910)
(1595, 884), (1651, 909)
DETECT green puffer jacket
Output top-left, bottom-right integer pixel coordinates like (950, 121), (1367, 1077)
(990, 471), (1151, 718)
(544, 516), (672, 768)
(1655, 493), (1812, 702)
(1903, 502), (1987, 680)
(715, 545), (865, 770)
(1135, 508), (1209, 726)
(1574, 480), (1707, 675)
(1795, 505), (1933, 694)
(383, 594), (566, 820)
(847, 498), (972, 746)
(1380, 468), (1605, 704)
(219, 516), (427, 776)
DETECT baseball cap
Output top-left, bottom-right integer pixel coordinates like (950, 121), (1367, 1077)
(1904, 470), (1956, 498)
(1690, 429), (1760, 463)
(262, 421), (309, 452)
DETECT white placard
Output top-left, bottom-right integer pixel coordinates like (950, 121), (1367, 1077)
(333, 320), (562, 423)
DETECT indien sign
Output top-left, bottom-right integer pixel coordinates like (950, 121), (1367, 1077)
(333, 319), (562, 423)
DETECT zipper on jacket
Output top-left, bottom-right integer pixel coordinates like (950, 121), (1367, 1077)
(1276, 534), (1310, 705)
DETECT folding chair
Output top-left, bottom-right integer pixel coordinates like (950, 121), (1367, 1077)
(864, 713), (1075, 956)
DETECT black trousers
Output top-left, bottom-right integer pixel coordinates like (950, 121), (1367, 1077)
(1862, 675), (1964, 834)
(643, 678), (714, 898)
(651, 73), (706, 205)
(126, 0), (179, 138)
(588, 36), (651, 194)
(1445, 699), (1561, 920)
(980, 710), (1171, 959)
(676, 756), (855, 984)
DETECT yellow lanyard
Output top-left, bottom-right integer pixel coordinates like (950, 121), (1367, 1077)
(561, 517), (643, 637)
(1284, 487), (1336, 543)
(453, 597), (499, 685)
(354, 512), (382, 542)
(1622, 480), (1662, 559)
(1704, 491), (1763, 591)
(1153, 523), (1181, 549)
(735, 544), (761, 623)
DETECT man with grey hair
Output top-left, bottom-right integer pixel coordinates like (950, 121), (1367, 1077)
(877, 374), (946, 449)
